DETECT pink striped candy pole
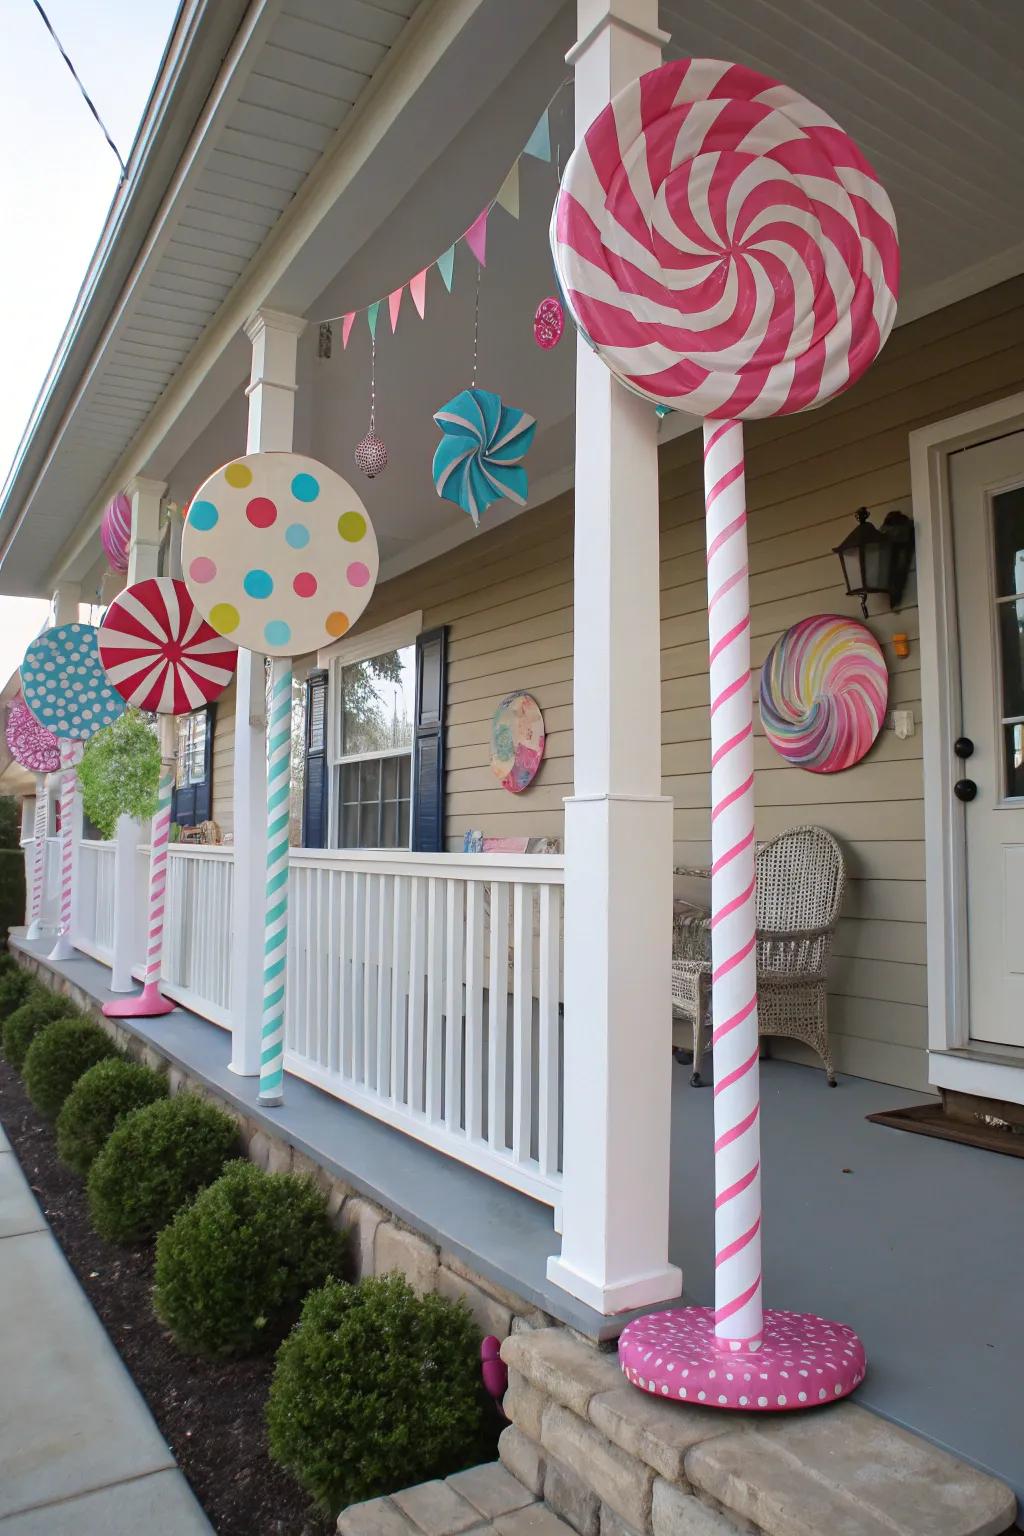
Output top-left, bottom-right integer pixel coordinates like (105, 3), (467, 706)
(137, 715), (176, 1013)
(703, 419), (762, 1350)
(26, 774), (49, 940)
(48, 740), (82, 963)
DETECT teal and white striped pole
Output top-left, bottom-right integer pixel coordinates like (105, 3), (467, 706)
(259, 657), (292, 1106)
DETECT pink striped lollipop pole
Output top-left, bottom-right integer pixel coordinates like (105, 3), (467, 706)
(104, 714), (175, 1018)
(703, 419), (763, 1352)
(25, 773), (49, 941)
(48, 740), (82, 963)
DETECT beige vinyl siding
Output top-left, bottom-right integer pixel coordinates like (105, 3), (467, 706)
(281, 276), (1024, 1091)
(211, 679), (235, 837)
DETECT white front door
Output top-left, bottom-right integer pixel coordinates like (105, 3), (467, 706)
(951, 432), (1024, 1048)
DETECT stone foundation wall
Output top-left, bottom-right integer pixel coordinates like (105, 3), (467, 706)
(497, 1329), (1017, 1536)
(12, 948), (552, 1342)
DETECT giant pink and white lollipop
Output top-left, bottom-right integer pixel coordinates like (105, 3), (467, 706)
(553, 58), (898, 1403)
(5, 697), (60, 941)
(98, 578), (238, 1018)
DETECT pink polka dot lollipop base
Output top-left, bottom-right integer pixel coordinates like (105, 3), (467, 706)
(618, 1307), (865, 1412)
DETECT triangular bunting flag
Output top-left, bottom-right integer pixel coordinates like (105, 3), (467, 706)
(437, 245), (456, 292)
(464, 207), (489, 267)
(523, 110), (551, 163)
(367, 300), (381, 339)
(341, 313), (355, 349)
(496, 161), (520, 219)
(388, 285), (404, 332)
(410, 268), (428, 319)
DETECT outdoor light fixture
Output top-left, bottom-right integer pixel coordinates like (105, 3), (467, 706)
(833, 506), (915, 618)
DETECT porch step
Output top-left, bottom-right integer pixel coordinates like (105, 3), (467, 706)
(337, 1464), (549, 1536)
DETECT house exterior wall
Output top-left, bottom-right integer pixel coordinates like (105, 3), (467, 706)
(211, 678), (235, 838)
(203, 277), (1024, 1091)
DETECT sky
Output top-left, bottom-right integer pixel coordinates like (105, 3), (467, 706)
(0, 0), (180, 687)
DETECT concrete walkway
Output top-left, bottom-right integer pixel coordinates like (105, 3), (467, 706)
(0, 1120), (211, 1533)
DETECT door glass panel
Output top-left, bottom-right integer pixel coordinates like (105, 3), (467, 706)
(1005, 723), (1024, 800)
(997, 597), (1024, 720)
(993, 486), (1024, 598)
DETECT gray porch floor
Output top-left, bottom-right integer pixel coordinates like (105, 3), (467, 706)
(11, 933), (1023, 1512)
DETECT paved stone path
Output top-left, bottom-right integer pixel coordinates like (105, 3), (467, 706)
(0, 1120), (211, 1533)
(338, 1463), (564, 1536)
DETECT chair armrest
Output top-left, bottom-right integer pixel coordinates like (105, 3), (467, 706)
(674, 864), (711, 879)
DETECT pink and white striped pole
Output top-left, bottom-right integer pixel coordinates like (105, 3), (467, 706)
(25, 774), (49, 941)
(703, 420), (762, 1351)
(48, 740), (82, 963)
(103, 714), (175, 1018)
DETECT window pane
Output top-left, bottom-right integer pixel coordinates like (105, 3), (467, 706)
(340, 646), (415, 756)
(359, 802), (379, 846)
(341, 800), (359, 847)
(398, 799), (411, 848)
(187, 710), (207, 784)
(998, 597), (1024, 719)
(993, 486), (1024, 600)
(175, 717), (191, 788)
(381, 754), (399, 800)
(1005, 723), (1024, 800)
(358, 757), (381, 803)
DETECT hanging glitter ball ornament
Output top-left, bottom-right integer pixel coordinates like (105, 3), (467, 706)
(355, 430), (388, 479)
(533, 296), (564, 349)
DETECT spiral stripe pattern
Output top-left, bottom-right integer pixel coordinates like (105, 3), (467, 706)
(99, 577), (237, 715)
(704, 421), (762, 1349)
(144, 748), (174, 988)
(259, 658), (292, 1106)
(57, 739), (83, 941)
(30, 775), (48, 928)
(101, 493), (132, 573)
(551, 57), (899, 419)
(759, 615), (887, 773)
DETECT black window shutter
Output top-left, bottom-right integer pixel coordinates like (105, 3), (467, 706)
(411, 627), (447, 852)
(171, 704), (215, 827)
(302, 669), (329, 848)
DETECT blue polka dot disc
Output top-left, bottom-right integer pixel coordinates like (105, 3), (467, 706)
(21, 623), (126, 741)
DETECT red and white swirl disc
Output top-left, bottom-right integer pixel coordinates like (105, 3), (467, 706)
(98, 577), (238, 716)
(551, 58), (899, 419)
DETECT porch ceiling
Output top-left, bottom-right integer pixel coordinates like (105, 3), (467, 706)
(4, 0), (1024, 597)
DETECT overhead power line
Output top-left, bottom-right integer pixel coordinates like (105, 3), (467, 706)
(29, 0), (128, 179)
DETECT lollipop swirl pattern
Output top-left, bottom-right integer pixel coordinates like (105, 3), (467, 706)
(433, 387), (537, 526)
(551, 57), (899, 419)
(759, 615), (887, 773)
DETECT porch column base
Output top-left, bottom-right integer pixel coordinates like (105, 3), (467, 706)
(546, 1255), (682, 1316)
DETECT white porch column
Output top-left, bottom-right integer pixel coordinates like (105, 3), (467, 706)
(51, 582), (80, 628)
(547, 0), (681, 1314)
(229, 308), (306, 1076)
(126, 476), (167, 583)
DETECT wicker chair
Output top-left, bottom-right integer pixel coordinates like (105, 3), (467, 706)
(671, 825), (846, 1087)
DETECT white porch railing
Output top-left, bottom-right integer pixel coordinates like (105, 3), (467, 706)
(132, 844), (234, 1028)
(76, 840), (116, 963)
(286, 850), (564, 1206)
(21, 836), (61, 932)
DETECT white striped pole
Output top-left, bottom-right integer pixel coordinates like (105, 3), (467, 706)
(259, 657), (292, 1106)
(48, 740), (82, 963)
(25, 773), (49, 941)
(703, 420), (763, 1352)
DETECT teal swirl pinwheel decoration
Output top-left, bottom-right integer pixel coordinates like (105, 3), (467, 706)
(432, 387), (536, 526)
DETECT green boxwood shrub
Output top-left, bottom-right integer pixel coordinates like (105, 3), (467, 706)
(2, 992), (78, 1070)
(23, 1016), (119, 1118)
(0, 966), (33, 1017)
(56, 1057), (168, 1175)
(87, 1093), (240, 1243)
(267, 1274), (485, 1515)
(153, 1160), (348, 1358)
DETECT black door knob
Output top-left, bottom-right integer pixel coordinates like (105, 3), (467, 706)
(954, 779), (978, 802)
(954, 737), (975, 759)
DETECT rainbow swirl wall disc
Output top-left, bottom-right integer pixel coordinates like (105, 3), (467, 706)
(759, 615), (887, 774)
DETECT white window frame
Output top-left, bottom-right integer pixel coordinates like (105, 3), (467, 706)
(322, 612), (422, 852)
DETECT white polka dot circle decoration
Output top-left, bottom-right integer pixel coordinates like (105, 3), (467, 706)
(181, 451), (380, 658)
(21, 624), (126, 743)
(618, 1305), (866, 1412)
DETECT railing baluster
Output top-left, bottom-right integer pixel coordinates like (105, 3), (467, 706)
(464, 881), (485, 1141)
(511, 883), (534, 1164)
(326, 867), (340, 1071)
(408, 877), (426, 1113)
(376, 874), (393, 1095)
(445, 879), (465, 1133)
(391, 875), (409, 1108)
(351, 872), (366, 1083)
(425, 878), (445, 1121)
(487, 881), (510, 1152)
(363, 874), (380, 1092)
(538, 882), (561, 1177)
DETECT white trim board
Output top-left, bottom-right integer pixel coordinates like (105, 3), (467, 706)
(910, 390), (1024, 1089)
(317, 610), (422, 669)
(928, 1051), (1024, 1109)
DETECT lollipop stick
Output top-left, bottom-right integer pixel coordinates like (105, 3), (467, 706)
(26, 773), (48, 941)
(49, 740), (81, 963)
(703, 419), (763, 1351)
(259, 656), (292, 1107)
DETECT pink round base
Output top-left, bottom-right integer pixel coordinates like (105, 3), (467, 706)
(619, 1307), (865, 1412)
(103, 984), (175, 1019)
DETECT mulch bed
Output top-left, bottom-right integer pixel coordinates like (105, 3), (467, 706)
(0, 1057), (333, 1536)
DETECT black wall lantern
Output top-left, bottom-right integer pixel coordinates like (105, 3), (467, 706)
(833, 507), (915, 618)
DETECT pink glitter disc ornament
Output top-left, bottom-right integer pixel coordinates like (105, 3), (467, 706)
(100, 493), (132, 573)
(355, 431), (388, 479)
(553, 57), (898, 1407)
(533, 296), (564, 349)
